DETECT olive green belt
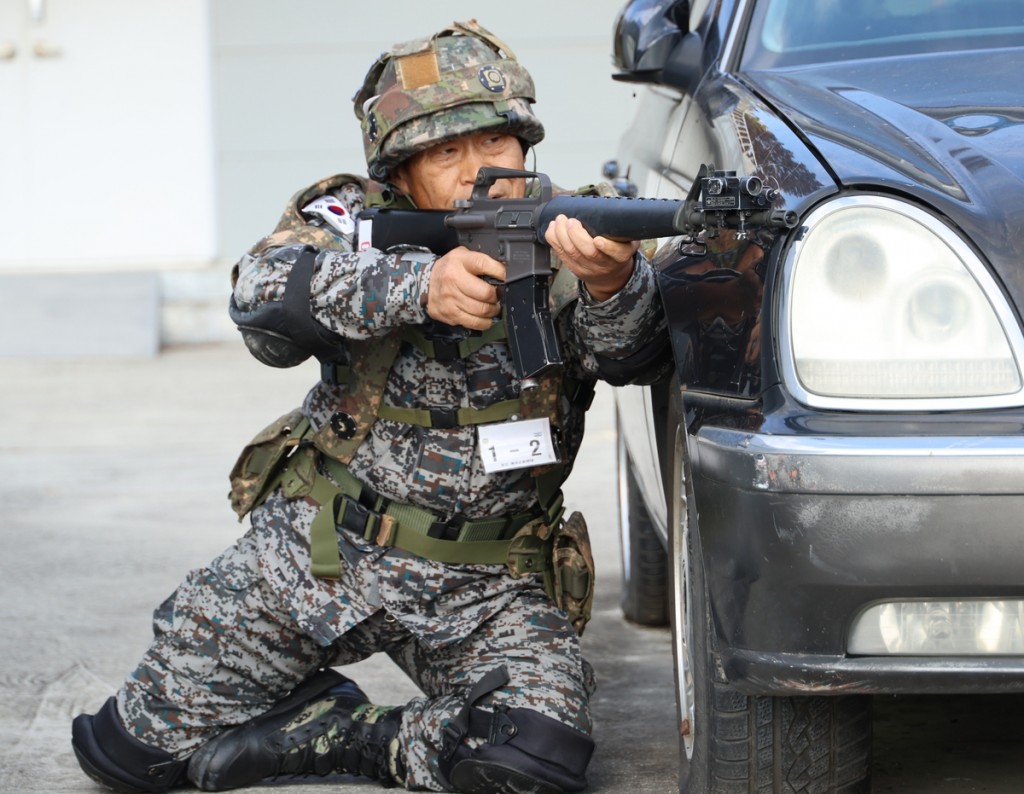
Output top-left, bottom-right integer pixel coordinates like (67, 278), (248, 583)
(277, 447), (562, 578)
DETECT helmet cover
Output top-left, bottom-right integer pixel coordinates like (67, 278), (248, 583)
(353, 20), (545, 181)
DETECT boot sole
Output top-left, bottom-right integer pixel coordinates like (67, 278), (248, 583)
(72, 742), (145, 794)
(449, 759), (563, 794)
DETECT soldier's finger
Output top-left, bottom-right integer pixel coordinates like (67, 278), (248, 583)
(458, 290), (500, 317)
(454, 302), (499, 331)
(562, 217), (602, 258)
(593, 235), (640, 264)
(456, 272), (501, 305)
(458, 249), (506, 283)
(543, 214), (568, 248)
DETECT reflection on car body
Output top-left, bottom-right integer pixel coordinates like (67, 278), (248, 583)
(610, 0), (1024, 791)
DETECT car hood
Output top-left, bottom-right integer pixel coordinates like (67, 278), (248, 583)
(743, 47), (1024, 296)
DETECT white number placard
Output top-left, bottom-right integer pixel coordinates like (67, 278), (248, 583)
(478, 418), (558, 473)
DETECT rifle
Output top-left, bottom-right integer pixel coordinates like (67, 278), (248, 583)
(357, 165), (796, 388)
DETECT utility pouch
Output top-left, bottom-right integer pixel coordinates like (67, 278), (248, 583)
(506, 512), (595, 635)
(228, 408), (308, 519)
(506, 518), (553, 579)
(551, 511), (596, 635)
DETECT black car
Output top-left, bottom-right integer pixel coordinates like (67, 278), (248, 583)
(608, 0), (1024, 791)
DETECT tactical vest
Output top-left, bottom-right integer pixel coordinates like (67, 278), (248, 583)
(230, 175), (602, 630)
(245, 173), (592, 483)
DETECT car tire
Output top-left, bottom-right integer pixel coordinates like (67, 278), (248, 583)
(616, 411), (670, 626)
(668, 397), (873, 793)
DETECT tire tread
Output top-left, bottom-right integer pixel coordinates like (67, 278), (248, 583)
(703, 682), (871, 793)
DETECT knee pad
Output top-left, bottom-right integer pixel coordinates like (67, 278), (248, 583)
(71, 696), (188, 793)
(444, 707), (595, 794)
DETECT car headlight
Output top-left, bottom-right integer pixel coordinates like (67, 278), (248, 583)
(779, 196), (1024, 410)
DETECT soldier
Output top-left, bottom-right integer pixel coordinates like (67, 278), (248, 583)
(71, 19), (669, 794)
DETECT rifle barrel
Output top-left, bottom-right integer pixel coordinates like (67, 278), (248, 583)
(537, 195), (684, 242)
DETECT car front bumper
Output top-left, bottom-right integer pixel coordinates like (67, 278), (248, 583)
(691, 425), (1024, 695)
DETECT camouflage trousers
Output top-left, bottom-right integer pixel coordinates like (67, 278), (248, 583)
(116, 505), (595, 791)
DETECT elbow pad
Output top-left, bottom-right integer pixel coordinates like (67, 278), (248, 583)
(230, 246), (347, 367)
(229, 298), (312, 368)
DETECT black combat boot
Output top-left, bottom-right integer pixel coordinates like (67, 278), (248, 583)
(187, 669), (405, 791)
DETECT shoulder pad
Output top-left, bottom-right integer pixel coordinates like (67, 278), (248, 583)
(251, 173), (367, 257)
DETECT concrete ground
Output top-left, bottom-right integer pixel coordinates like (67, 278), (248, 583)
(2, 344), (1022, 793)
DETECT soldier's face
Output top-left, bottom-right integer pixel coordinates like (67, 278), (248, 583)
(392, 132), (527, 209)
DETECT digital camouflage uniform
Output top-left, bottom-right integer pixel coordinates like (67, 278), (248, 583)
(118, 167), (664, 790)
(72, 19), (668, 794)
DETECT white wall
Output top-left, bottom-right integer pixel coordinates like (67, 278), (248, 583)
(0, 0), (215, 270)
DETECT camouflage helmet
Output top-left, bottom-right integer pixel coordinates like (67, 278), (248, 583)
(353, 19), (545, 182)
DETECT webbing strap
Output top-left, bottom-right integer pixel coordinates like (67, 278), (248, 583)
(534, 468), (566, 525)
(281, 248), (344, 362)
(378, 523), (523, 565)
(321, 324), (510, 386)
(402, 321), (507, 360)
(321, 456), (365, 497)
(378, 499), (436, 536)
(377, 398), (521, 428)
(281, 249), (318, 347)
(319, 361), (353, 386)
(310, 497), (343, 578)
(303, 457), (551, 575)
(440, 665), (511, 763)
(308, 457), (365, 579)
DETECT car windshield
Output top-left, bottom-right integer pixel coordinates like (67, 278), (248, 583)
(741, 0), (1024, 68)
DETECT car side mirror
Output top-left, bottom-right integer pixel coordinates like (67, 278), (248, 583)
(612, 0), (700, 89)
(660, 30), (703, 91)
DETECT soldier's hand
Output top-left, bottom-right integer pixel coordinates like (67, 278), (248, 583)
(424, 248), (505, 330)
(545, 214), (640, 302)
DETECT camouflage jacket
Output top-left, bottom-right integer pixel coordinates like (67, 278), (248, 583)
(232, 174), (666, 521)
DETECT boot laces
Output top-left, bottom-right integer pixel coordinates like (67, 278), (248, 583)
(269, 705), (395, 784)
